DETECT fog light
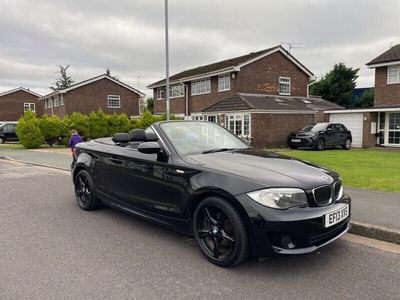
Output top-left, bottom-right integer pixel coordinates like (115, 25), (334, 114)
(281, 235), (296, 249)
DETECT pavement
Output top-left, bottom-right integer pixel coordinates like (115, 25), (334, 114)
(1, 147), (400, 245)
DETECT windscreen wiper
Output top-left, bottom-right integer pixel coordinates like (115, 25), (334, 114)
(202, 148), (244, 154)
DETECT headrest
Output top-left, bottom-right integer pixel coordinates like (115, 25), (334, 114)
(112, 133), (130, 143)
(145, 131), (158, 142)
(129, 129), (146, 141)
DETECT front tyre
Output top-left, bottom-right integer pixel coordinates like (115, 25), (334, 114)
(0, 137), (4, 144)
(315, 138), (325, 151)
(193, 196), (249, 267)
(74, 169), (99, 210)
(343, 138), (351, 150)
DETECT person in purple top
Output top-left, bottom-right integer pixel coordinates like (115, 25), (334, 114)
(68, 129), (83, 163)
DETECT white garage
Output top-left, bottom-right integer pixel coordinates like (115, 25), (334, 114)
(329, 112), (364, 147)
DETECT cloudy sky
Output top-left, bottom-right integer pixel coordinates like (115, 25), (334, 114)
(0, 0), (399, 97)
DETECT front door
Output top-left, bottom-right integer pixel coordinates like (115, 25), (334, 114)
(388, 112), (400, 145)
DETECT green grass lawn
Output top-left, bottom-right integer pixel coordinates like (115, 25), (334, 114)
(272, 148), (400, 192)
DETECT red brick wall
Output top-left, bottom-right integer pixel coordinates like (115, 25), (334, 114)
(237, 51), (309, 96)
(43, 78), (140, 117)
(362, 112), (378, 147)
(374, 67), (400, 107)
(0, 90), (42, 121)
(251, 113), (315, 148)
(153, 51), (311, 115)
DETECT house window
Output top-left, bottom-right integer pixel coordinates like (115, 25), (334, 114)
(191, 78), (211, 95)
(24, 103), (35, 112)
(44, 99), (48, 109)
(279, 77), (291, 95)
(388, 65), (400, 84)
(108, 95), (121, 108)
(157, 88), (165, 100)
(170, 85), (184, 98)
(192, 115), (208, 121)
(54, 97), (60, 107)
(218, 74), (231, 92)
(224, 114), (251, 138)
(60, 96), (64, 106)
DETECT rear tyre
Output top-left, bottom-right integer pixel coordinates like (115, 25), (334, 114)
(0, 137), (4, 144)
(74, 169), (99, 210)
(315, 138), (325, 151)
(193, 196), (249, 267)
(343, 139), (351, 150)
(289, 146), (298, 150)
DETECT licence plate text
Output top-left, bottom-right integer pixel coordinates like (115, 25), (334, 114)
(324, 204), (349, 228)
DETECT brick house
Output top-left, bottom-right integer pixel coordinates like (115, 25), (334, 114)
(326, 44), (400, 148)
(148, 45), (342, 147)
(0, 87), (42, 121)
(39, 74), (145, 118)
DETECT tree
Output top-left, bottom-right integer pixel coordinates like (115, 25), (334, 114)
(16, 111), (44, 149)
(310, 63), (359, 107)
(146, 97), (154, 113)
(357, 90), (374, 108)
(51, 65), (74, 91)
(39, 115), (62, 147)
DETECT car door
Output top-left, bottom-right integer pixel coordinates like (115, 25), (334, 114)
(324, 124), (337, 145)
(106, 145), (188, 220)
(8, 124), (18, 141)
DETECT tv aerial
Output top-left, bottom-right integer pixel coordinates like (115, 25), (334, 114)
(280, 42), (304, 53)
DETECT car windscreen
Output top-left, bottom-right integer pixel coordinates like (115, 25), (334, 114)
(301, 123), (327, 132)
(159, 121), (249, 156)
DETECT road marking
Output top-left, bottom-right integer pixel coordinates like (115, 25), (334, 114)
(343, 233), (400, 255)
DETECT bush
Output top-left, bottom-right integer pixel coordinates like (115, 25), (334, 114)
(107, 113), (131, 136)
(16, 111), (44, 149)
(65, 112), (90, 139)
(39, 115), (62, 147)
(135, 110), (162, 129)
(88, 109), (108, 139)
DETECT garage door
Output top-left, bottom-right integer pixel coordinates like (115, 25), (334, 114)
(329, 113), (363, 147)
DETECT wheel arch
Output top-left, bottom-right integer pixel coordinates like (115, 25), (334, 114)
(188, 188), (256, 254)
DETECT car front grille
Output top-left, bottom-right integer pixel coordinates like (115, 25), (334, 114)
(313, 185), (333, 206)
(309, 220), (348, 246)
(333, 181), (342, 199)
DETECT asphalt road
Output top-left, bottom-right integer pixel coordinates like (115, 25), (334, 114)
(0, 160), (399, 300)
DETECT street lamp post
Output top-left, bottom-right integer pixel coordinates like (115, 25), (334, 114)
(165, 0), (170, 120)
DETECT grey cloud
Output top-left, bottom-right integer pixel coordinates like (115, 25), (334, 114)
(0, 0), (399, 96)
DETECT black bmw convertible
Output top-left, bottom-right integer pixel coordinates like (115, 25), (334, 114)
(72, 121), (351, 266)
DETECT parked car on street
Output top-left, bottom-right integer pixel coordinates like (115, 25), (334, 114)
(72, 121), (351, 266)
(287, 122), (352, 150)
(0, 122), (18, 144)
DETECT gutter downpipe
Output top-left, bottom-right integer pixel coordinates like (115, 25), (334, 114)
(180, 80), (189, 118)
(307, 76), (318, 98)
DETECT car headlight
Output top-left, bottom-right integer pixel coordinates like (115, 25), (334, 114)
(247, 188), (308, 209)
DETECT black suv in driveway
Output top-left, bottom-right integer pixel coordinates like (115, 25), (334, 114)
(0, 122), (18, 144)
(287, 122), (352, 150)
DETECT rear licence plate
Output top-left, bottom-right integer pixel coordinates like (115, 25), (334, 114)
(324, 204), (349, 228)
(291, 139), (301, 143)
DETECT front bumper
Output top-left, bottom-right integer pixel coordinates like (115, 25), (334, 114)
(235, 193), (351, 257)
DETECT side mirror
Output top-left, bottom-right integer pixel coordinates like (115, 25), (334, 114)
(326, 128), (332, 132)
(137, 142), (161, 154)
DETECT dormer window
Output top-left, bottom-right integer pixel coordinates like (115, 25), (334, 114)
(388, 65), (400, 84)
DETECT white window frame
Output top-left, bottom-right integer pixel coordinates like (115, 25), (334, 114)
(279, 76), (291, 95)
(218, 74), (231, 92)
(44, 99), (48, 109)
(223, 113), (251, 138)
(107, 95), (121, 108)
(54, 96), (60, 107)
(191, 78), (211, 95)
(24, 102), (35, 112)
(156, 88), (165, 100)
(387, 65), (400, 84)
(169, 84), (184, 98)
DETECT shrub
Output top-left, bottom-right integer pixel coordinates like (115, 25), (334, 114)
(136, 110), (162, 129)
(16, 111), (44, 149)
(88, 109), (108, 139)
(107, 113), (130, 136)
(39, 115), (62, 147)
(65, 112), (90, 139)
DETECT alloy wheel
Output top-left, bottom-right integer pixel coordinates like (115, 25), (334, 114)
(196, 206), (236, 260)
(75, 173), (92, 208)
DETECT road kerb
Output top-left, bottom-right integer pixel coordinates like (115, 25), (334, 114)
(0, 156), (70, 172)
(350, 221), (400, 245)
